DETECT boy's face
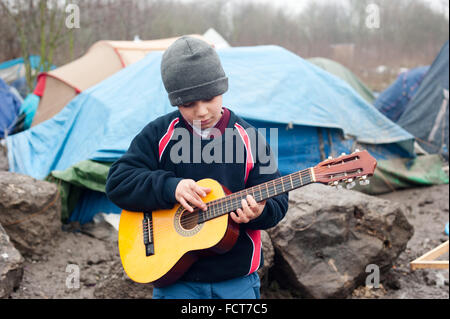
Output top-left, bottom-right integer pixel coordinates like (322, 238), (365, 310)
(178, 95), (223, 129)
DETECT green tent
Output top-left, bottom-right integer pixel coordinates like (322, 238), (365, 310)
(308, 57), (375, 104)
(46, 160), (112, 222)
(354, 154), (448, 194)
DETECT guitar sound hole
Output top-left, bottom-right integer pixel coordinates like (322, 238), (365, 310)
(179, 209), (199, 230)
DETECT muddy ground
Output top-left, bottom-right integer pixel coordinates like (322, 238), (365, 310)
(8, 184), (449, 299)
(352, 184), (449, 299)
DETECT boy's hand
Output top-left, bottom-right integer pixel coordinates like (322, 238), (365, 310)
(230, 195), (266, 224)
(175, 179), (211, 212)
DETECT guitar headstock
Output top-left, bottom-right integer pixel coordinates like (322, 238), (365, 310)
(313, 149), (377, 189)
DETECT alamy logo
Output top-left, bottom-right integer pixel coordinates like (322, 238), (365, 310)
(65, 4), (80, 29)
(365, 264), (380, 288)
(365, 3), (380, 29)
(65, 264), (80, 289)
(166, 123), (279, 175)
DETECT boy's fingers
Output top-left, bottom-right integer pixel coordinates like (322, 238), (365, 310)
(230, 212), (239, 223)
(189, 192), (209, 211)
(235, 208), (249, 223)
(179, 198), (193, 213)
(201, 187), (212, 195)
(195, 185), (211, 197)
(241, 198), (255, 217)
(185, 193), (206, 211)
(246, 195), (258, 208)
(241, 198), (249, 210)
(230, 211), (244, 224)
(187, 191), (201, 203)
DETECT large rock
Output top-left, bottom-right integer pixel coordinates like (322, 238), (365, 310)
(0, 223), (24, 298)
(268, 183), (414, 299)
(0, 172), (62, 256)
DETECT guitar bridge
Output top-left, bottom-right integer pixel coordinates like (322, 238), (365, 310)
(143, 212), (154, 256)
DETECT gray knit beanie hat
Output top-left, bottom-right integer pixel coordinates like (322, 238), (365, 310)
(161, 36), (228, 106)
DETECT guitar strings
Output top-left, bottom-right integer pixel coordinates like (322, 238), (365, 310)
(129, 159), (368, 234)
(144, 170), (313, 233)
(146, 167), (364, 232)
(143, 166), (365, 232)
(176, 165), (356, 228)
(145, 170), (314, 232)
(147, 167), (356, 232)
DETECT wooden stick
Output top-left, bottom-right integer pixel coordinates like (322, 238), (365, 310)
(410, 240), (449, 270)
(410, 261), (449, 270)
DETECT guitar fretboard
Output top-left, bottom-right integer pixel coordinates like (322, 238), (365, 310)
(198, 168), (314, 223)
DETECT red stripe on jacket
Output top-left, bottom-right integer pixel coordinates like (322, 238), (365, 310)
(158, 118), (179, 161)
(234, 123), (260, 274)
(245, 229), (262, 275)
(234, 123), (254, 185)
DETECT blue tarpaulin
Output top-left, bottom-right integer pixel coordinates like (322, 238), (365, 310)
(374, 66), (429, 122)
(0, 56), (42, 70)
(18, 93), (40, 130)
(0, 55), (54, 98)
(397, 41), (449, 160)
(6, 45), (414, 181)
(68, 189), (121, 224)
(0, 78), (22, 138)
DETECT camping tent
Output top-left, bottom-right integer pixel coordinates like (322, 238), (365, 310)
(5, 44), (422, 223)
(0, 55), (43, 98)
(11, 44), (447, 225)
(31, 34), (210, 127)
(0, 78), (22, 138)
(397, 41), (449, 160)
(6, 45), (415, 179)
(307, 57), (376, 104)
(203, 28), (231, 49)
(0, 56), (56, 133)
(374, 66), (429, 122)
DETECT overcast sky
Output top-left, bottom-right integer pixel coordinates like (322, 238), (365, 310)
(182, 0), (449, 18)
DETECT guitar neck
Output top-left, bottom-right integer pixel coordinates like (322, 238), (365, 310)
(198, 168), (315, 223)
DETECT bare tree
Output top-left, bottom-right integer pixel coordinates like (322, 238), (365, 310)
(0, 0), (447, 93)
(0, 0), (72, 93)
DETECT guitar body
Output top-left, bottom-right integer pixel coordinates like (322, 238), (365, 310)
(118, 178), (239, 287)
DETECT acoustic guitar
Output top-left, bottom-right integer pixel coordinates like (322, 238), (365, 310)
(118, 150), (377, 287)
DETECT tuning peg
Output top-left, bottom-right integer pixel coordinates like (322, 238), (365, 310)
(333, 181), (339, 186)
(358, 175), (366, 185)
(359, 179), (370, 186)
(346, 181), (356, 189)
(353, 148), (360, 153)
(328, 156), (333, 160)
(347, 178), (354, 183)
(341, 152), (346, 156)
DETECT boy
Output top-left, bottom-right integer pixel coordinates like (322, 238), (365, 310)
(105, 36), (288, 299)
